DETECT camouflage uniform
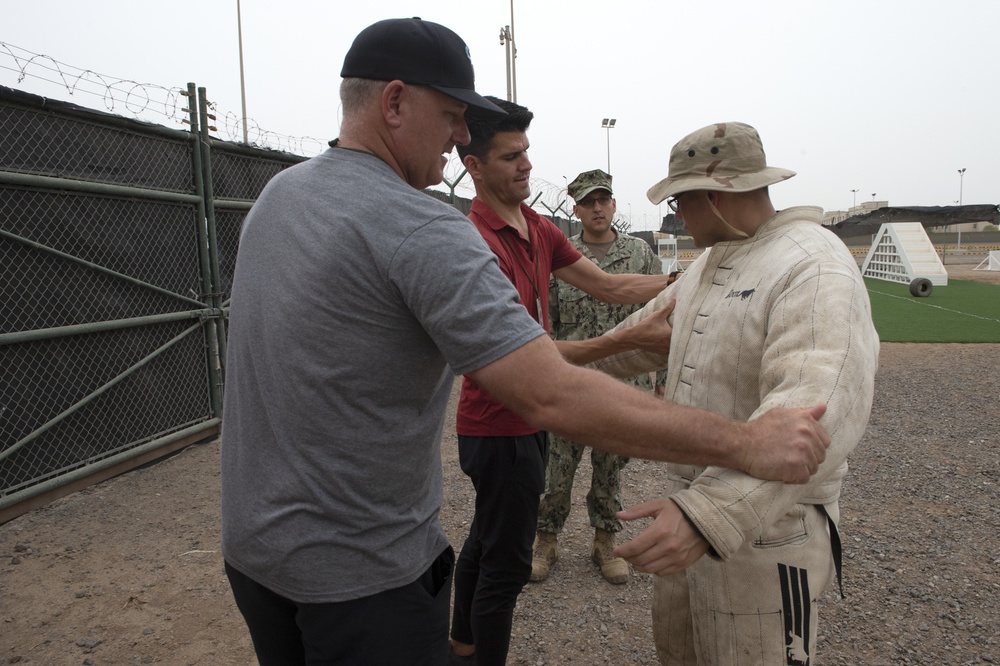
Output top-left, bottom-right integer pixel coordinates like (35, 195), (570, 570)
(536, 231), (665, 535)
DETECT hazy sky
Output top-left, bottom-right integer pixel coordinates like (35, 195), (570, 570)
(4, 0), (998, 231)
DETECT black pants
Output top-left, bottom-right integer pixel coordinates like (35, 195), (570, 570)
(225, 546), (454, 666)
(451, 433), (548, 666)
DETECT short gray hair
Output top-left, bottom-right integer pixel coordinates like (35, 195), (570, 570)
(339, 78), (389, 115)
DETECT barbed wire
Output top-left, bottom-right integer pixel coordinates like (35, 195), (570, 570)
(0, 41), (189, 124)
(0, 40), (324, 156)
(0, 39), (645, 228)
(212, 107), (327, 155)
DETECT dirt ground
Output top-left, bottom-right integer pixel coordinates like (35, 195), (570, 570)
(1, 264), (998, 666)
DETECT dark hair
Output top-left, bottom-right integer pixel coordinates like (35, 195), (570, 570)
(457, 96), (533, 161)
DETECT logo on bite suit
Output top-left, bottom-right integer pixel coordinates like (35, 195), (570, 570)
(726, 288), (755, 301)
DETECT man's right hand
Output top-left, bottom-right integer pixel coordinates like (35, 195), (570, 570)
(616, 297), (675, 355)
(737, 404), (829, 483)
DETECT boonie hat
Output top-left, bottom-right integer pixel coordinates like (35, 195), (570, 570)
(646, 122), (795, 204)
(341, 17), (506, 118)
(568, 169), (613, 203)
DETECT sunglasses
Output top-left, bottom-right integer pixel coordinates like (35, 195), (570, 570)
(577, 195), (613, 208)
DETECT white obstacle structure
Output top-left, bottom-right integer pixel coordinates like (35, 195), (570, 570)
(861, 223), (948, 296)
(657, 237), (680, 274)
(973, 250), (1000, 272)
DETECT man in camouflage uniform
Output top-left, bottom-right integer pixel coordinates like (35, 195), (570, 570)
(531, 169), (668, 585)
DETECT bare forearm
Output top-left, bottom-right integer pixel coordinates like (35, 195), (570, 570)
(555, 301), (673, 366)
(595, 273), (670, 304)
(469, 336), (828, 483)
(474, 337), (737, 465)
(536, 365), (828, 484)
(535, 363), (743, 465)
(554, 258), (671, 305)
(555, 334), (633, 365)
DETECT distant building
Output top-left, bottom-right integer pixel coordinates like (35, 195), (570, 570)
(823, 201), (889, 226)
(825, 203), (999, 239)
(821, 200), (995, 234)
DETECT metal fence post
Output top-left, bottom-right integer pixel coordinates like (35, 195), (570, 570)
(187, 83), (224, 419)
(196, 87), (229, 376)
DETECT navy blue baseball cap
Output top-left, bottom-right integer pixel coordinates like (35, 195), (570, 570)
(341, 17), (506, 118)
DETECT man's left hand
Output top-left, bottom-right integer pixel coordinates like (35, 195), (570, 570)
(619, 297), (675, 355)
(613, 498), (710, 576)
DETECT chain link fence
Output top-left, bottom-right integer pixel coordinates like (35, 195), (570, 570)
(0, 79), (621, 521)
(0, 84), (305, 520)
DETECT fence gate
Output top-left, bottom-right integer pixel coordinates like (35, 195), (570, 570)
(0, 84), (305, 521)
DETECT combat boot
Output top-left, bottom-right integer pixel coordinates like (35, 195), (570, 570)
(530, 530), (558, 582)
(592, 528), (629, 585)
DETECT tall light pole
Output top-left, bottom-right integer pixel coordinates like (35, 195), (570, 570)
(871, 193), (876, 202)
(499, 1), (517, 102)
(957, 168), (966, 250)
(237, 0), (249, 143)
(601, 118), (616, 173)
(850, 188), (859, 210)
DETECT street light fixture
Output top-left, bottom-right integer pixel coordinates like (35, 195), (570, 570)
(957, 168), (966, 250)
(499, 26), (516, 102)
(499, 1), (517, 102)
(850, 188), (859, 210)
(601, 118), (616, 173)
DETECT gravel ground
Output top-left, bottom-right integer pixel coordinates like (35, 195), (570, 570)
(1, 265), (998, 665)
(446, 343), (1000, 666)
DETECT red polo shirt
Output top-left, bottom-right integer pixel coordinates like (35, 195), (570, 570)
(456, 199), (583, 436)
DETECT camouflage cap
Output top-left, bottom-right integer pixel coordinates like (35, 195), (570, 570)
(568, 169), (613, 203)
(646, 122), (796, 204)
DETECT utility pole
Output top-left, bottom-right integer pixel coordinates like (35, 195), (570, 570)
(237, 0), (249, 144)
(957, 168), (966, 250)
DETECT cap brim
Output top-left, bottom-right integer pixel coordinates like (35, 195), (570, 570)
(646, 167), (796, 204)
(430, 85), (507, 118)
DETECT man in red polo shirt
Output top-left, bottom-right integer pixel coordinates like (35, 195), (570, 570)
(448, 97), (672, 665)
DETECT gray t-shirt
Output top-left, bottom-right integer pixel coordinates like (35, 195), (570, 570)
(220, 147), (544, 603)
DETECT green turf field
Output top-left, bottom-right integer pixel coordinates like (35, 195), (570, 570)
(864, 278), (1000, 342)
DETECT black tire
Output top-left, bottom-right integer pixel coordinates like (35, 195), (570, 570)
(909, 277), (933, 297)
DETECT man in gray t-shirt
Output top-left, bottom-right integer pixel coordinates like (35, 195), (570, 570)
(220, 17), (832, 666)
